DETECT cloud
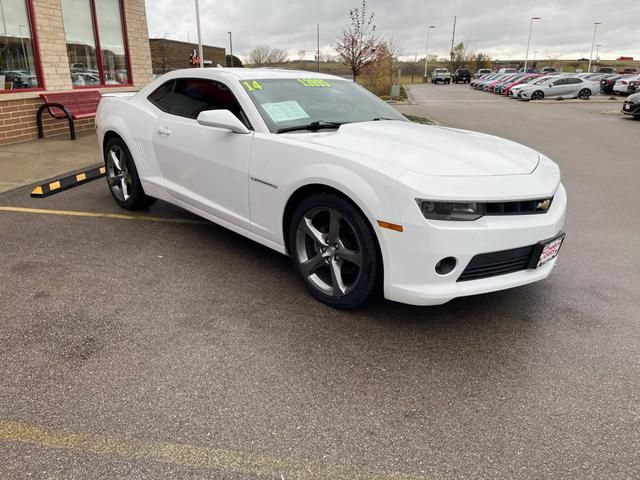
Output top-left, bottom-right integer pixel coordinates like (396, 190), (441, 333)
(145, 0), (639, 61)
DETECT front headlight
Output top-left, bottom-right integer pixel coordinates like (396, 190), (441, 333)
(416, 200), (484, 221)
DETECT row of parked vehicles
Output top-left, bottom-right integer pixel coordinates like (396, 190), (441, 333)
(469, 70), (640, 118)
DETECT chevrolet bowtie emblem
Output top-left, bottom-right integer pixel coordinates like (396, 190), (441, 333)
(537, 199), (552, 211)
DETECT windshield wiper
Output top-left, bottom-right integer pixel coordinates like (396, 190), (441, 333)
(372, 117), (395, 121)
(277, 121), (345, 134)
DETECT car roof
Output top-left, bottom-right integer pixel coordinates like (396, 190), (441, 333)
(159, 67), (348, 82)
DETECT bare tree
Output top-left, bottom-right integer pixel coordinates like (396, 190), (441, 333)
(470, 52), (492, 70)
(450, 42), (470, 71)
(248, 45), (288, 65)
(249, 45), (271, 65)
(334, 0), (379, 80)
(266, 48), (288, 64)
(545, 50), (561, 69)
(379, 35), (402, 85)
(297, 49), (307, 62)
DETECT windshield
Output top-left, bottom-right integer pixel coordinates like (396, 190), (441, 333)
(240, 78), (407, 133)
(534, 77), (555, 85)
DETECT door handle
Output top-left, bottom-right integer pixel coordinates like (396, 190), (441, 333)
(156, 126), (171, 136)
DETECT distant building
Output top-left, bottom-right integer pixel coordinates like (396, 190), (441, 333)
(149, 39), (226, 75)
(617, 56), (634, 61)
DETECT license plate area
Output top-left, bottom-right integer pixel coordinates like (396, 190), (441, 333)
(528, 232), (565, 269)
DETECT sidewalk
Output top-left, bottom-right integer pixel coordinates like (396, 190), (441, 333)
(0, 132), (100, 194)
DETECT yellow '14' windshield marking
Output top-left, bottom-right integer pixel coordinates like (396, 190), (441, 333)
(242, 80), (263, 92)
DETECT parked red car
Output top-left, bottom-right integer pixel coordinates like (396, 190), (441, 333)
(486, 74), (519, 93)
(501, 74), (541, 96)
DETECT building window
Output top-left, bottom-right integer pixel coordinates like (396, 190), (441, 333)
(61, 0), (130, 87)
(0, 0), (42, 91)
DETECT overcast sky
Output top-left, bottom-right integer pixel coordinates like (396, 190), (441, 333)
(145, 0), (640, 62)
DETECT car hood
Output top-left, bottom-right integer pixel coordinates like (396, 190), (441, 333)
(293, 121), (540, 177)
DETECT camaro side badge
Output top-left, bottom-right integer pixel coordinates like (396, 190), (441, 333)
(250, 177), (279, 190)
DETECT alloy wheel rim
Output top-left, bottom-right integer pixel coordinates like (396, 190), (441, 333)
(295, 208), (363, 298)
(106, 146), (132, 202)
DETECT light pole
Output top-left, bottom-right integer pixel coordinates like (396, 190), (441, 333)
(424, 25), (435, 82)
(524, 16), (541, 72)
(227, 31), (233, 67)
(588, 22), (601, 73)
(595, 44), (602, 69)
(194, 0), (204, 68)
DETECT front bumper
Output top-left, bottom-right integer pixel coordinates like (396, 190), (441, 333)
(380, 176), (566, 306)
(622, 101), (640, 116)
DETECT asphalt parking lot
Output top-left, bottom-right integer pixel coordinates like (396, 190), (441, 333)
(1, 84), (639, 479)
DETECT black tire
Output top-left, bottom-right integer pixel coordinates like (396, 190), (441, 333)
(578, 88), (591, 100)
(531, 90), (544, 100)
(104, 137), (155, 210)
(288, 192), (381, 309)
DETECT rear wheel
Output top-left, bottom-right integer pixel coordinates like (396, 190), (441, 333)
(578, 88), (591, 100)
(104, 137), (155, 210)
(531, 90), (545, 100)
(288, 193), (381, 309)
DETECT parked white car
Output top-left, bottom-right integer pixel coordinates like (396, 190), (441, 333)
(431, 68), (451, 84)
(96, 68), (566, 309)
(510, 75), (558, 98)
(613, 75), (640, 95)
(519, 76), (598, 100)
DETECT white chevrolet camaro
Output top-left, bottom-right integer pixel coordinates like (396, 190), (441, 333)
(96, 68), (566, 309)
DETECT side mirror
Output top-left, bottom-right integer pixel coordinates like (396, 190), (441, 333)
(196, 110), (250, 134)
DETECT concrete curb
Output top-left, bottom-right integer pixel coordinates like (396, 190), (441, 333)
(402, 85), (417, 105)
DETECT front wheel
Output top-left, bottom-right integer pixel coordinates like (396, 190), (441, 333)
(531, 90), (545, 100)
(578, 88), (591, 100)
(288, 193), (381, 309)
(104, 137), (155, 210)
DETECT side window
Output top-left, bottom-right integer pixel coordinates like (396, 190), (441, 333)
(567, 78), (582, 85)
(552, 78), (566, 86)
(169, 78), (246, 123)
(148, 81), (174, 111)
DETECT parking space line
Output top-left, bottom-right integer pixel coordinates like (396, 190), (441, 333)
(0, 419), (425, 480)
(0, 206), (208, 225)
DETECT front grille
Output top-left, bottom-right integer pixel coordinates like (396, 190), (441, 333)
(485, 198), (552, 215)
(458, 245), (535, 282)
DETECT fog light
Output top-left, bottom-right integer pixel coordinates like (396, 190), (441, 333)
(435, 257), (457, 275)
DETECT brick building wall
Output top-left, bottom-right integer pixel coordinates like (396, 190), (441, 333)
(0, 0), (153, 146)
(0, 98), (94, 145)
(32, 0), (73, 91)
(149, 39), (226, 75)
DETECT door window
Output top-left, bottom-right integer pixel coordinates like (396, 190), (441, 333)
(147, 80), (174, 111)
(169, 78), (248, 126)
